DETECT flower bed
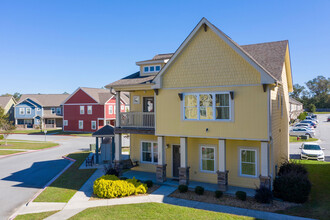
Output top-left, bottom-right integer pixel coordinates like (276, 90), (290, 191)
(93, 175), (148, 199)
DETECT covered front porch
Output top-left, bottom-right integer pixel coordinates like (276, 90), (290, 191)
(122, 170), (255, 197)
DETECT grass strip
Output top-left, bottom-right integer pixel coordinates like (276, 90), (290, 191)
(15, 211), (58, 220)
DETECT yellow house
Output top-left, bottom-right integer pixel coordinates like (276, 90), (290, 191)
(105, 18), (293, 191)
(0, 96), (16, 122)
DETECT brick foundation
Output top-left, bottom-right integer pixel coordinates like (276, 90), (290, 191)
(259, 175), (271, 189)
(217, 170), (229, 191)
(156, 164), (167, 183)
(179, 167), (190, 185)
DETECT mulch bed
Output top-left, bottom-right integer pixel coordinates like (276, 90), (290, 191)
(90, 184), (160, 200)
(169, 189), (299, 212)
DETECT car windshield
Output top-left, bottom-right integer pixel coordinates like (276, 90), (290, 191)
(303, 145), (321, 150)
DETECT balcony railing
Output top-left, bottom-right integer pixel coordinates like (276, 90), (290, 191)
(120, 112), (155, 128)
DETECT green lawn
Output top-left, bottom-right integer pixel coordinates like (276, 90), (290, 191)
(0, 150), (24, 155)
(289, 136), (318, 142)
(278, 160), (330, 220)
(70, 203), (253, 220)
(34, 152), (96, 203)
(0, 140), (58, 150)
(10, 129), (61, 134)
(9, 129), (92, 136)
(315, 112), (330, 114)
(15, 211), (58, 220)
(48, 130), (92, 137)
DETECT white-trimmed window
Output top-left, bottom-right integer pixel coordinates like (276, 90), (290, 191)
(240, 149), (257, 177)
(56, 108), (61, 114)
(200, 146), (216, 172)
(184, 92), (231, 120)
(19, 108), (25, 115)
(51, 108), (56, 114)
(91, 121), (96, 130)
(143, 65), (161, 74)
(63, 120), (68, 126)
(109, 105), (113, 114)
(141, 141), (158, 163)
(37, 108), (40, 111)
(79, 120), (83, 129)
(87, 106), (92, 114)
(26, 108), (31, 115)
(80, 106), (84, 114)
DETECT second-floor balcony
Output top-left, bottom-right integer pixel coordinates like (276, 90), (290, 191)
(119, 112), (154, 128)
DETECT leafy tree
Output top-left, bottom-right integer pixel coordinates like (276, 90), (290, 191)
(0, 119), (15, 146)
(63, 92), (69, 94)
(305, 76), (330, 97)
(13, 92), (22, 102)
(307, 104), (316, 113)
(290, 84), (306, 100)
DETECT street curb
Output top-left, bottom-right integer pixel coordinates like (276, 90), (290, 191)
(9, 156), (76, 220)
(0, 144), (60, 159)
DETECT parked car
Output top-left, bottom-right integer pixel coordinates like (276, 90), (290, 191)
(300, 143), (325, 161)
(327, 116), (330, 122)
(294, 123), (314, 130)
(311, 114), (317, 119)
(306, 116), (319, 124)
(289, 127), (315, 138)
(300, 120), (317, 128)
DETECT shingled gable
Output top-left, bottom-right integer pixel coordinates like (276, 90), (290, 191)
(18, 94), (69, 107)
(152, 17), (279, 89)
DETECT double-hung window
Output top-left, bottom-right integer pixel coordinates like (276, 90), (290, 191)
(79, 120), (83, 129)
(109, 105), (113, 114)
(184, 92), (231, 120)
(141, 141), (158, 163)
(240, 149), (257, 177)
(63, 120), (68, 126)
(80, 106), (84, 114)
(51, 108), (56, 114)
(91, 121), (96, 130)
(19, 108), (25, 115)
(56, 108), (61, 114)
(200, 146), (216, 172)
(26, 108), (31, 115)
(87, 106), (92, 114)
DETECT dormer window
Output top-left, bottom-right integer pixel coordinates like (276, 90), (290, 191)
(143, 65), (161, 74)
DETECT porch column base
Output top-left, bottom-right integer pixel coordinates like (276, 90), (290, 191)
(217, 170), (229, 191)
(259, 175), (271, 189)
(179, 167), (190, 185)
(156, 164), (167, 183)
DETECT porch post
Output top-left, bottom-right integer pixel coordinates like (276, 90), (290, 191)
(95, 137), (99, 164)
(260, 141), (271, 189)
(114, 133), (122, 171)
(217, 139), (229, 191)
(115, 91), (121, 127)
(156, 136), (167, 182)
(179, 137), (189, 185)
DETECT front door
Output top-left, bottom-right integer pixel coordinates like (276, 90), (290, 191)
(143, 97), (154, 127)
(172, 145), (181, 178)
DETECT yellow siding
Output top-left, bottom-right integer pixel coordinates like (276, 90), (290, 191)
(162, 27), (260, 88)
(156, 85), (268, 140)
(130, 134), (261, 189)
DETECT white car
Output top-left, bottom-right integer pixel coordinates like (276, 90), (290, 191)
(294, 123), (314, 130)
(289, 127), (315, 138)
(306, 116), (319, 124)
(300, 143), (325, 161)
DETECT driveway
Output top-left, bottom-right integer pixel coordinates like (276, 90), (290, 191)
(290, 114), (330, 161)
(0, 134), (94, 220)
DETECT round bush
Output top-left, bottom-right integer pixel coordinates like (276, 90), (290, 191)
(105, 168), (119, 177)
(144, 180), (153, 188)
(235, 191), (246, 201)
(195, 186), (204, 195)
(278, 161), (307, 176)
(0, 135), (4, 140)
(215, 190), (223, 198)
(273, 171), (311, 203)
(93, 175), (148, 198)
(178, 185), (188, 193)
(254, 186), (273, 204)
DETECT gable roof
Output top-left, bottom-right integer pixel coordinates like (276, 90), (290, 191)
(289, 97), (303, 105)
(18, 94), (69, 107)
(0, 96), (15, 109)
(105, 72), (155, 88)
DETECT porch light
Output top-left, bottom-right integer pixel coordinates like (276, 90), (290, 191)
(230, 91), (234, 100)
(178, 93), (183, 101)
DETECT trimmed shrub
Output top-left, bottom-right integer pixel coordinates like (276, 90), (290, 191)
(119, 177), (128, 180)
(254, 186), (273, 204)
(144, 180), (153, 188)
(278, 161), (308, 176)
(93, 175), (148, 198)
(195, 186), (204, 195)
(215, 190), (223, 198)
(178, 185), (188, 193)
(104, 166), (119, 177)
(0, 135), (3, 140)
(235, 191), (246, 201)
(297, 112), (307, 121)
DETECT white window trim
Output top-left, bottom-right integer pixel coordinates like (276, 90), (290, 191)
(51, 107), (56, 114)
(79, 120), (84, 129)
(199, 145), (217, 173)
(91, 121), (96, 130)
(63, 120), (68, 126)
(140, 140), (158, 164)
(239, 147), (258, 178)
(109, 105), (113, 114)
(80, 106), (84, 115)
(183, 92), (233, 121)
(19, 108), (25, 115)
(87, 106), (92, 115)
(281, 95), (283, 117)
(26, 108), (31, 115)
(56, 107), (61, 114)
(143, 65), (161, 74)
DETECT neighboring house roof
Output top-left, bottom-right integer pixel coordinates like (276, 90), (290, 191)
(0, 96), (15, 109)
(18, 94), (70, 107)
(289, 97), (303, 105)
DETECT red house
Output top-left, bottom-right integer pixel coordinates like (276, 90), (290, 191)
(63, 87), (129, 132)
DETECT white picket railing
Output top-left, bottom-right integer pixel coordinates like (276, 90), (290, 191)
(120, 112), (154, 128)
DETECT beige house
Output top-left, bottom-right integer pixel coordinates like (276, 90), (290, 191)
(289, 97), (303, 120)
(0, 96), (16, 122)
(106, 18), (292, 191)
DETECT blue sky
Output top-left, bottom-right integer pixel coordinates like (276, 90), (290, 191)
(0, 0), (329, 94)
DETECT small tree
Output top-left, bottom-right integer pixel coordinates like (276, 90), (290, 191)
(307, 104), (316, 113)
(0, 119), (16, 146)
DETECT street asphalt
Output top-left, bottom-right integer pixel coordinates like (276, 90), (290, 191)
(290, 113), (330, 161)
(0, 134), (94, 220)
